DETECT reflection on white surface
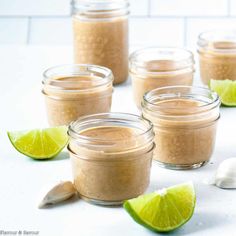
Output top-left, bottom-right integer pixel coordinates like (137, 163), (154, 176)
(0, 45), (236, 236)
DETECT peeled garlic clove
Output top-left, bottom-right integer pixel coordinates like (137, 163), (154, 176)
(215, 158), (236, 189)
(38, 181), (77, 208)
(215, 176), (236, 189)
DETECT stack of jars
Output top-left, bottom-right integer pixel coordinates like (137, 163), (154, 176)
(40, 0), (236, 205)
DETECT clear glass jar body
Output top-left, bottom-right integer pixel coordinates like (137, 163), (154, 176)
(68, 113), (155, 205)
(42, 64), (113, 126)
(142, 86), (220, 170)
(129, 47), (194, 108)
(198, 30), (236, 84)
(72, 0), (129, 85)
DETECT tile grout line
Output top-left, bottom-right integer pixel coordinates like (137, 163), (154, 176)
(130, 15), (236, 19)
(227, 0), (231, 16)
(0, 15), (70, 18)
(148, 0), (151, 17)
(0, 15), (235, 19)
(26, 16), (31, 44)
(183, 17), (187, 47)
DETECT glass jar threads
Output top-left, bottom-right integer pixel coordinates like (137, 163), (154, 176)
(42, 64), (113, 126)
(142, 86), (220, 170)
(68, 113), (155, 205)
(129, 47), (194, 108)
(72, 0), (129, 84)
(198, 30), (236, 84)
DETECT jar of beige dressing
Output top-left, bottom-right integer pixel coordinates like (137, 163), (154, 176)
(68, 113), (155, 205)
(42, 64), (113, 126)
(129, 47), (194, 108)
(142, 86), (220, 170)
(198, 30), (236, 84)
(72, 0), (129, 85)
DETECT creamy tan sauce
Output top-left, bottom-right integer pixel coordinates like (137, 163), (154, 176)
(80, 126), (141, 140)
(43, 76), (113, 126)
(48, 76), (103, 90)
(143, 98), (218, 166)
(130, 58), (193, 108)
(199, 41), (236, 84)
(73, 16), (128, 84)
(69, 125), (153, 203)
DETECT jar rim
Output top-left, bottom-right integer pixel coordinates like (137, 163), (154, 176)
(72, 0), (129, 18)
(129, 47), (194, 74)
(142, 85), (220, 115)
(68, 112), (154, 144)
(198, 29), (236, 53)
(68, 141), (156, 161)
(72, 0), (129, 9)
(42, 64), (113, 92)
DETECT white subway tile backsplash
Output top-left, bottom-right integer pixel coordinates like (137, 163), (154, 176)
(0, 0), (148, 17)
(129, 0), (149, 16)
(230, 0), (236, 16)
(0, 0), (235, 46)
(0, 18), (28, 44)
(150, 0), (228, 16)
(29, 17), (185, 46)
(186, 18), (236, 48)
(130, 18), (184, 47)
(29, 17), (72, 44)
(0, 0), (70, 16)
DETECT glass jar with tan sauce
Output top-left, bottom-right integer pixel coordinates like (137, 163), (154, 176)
(142, 86), (220, 170)
(68, 113), (155, 205)
(42, 64), (113, 126)
(129, 47), (195, 109)
(72, 0), (129, 84)
(198, 30), (236, 84)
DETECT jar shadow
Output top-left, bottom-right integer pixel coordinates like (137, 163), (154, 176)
(53, 151), (69, 161)
(39, 194), (79, 209)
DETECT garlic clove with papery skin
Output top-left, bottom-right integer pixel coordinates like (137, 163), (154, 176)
(38, 181), (78, 209)
(214, 158), (236, 189)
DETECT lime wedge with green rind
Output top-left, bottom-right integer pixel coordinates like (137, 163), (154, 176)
(124, 182), (196, 232)
(210, 79), (236, 106)
(7, 126), (68, 159)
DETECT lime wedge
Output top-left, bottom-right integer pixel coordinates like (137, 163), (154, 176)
(7, 126), (68, 160)
(210, 79), (236, 106)
(124, 182), (196, 232)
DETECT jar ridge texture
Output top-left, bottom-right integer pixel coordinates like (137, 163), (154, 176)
(142, 86), (220, 170)
(42, 65), (113, 126)
(129, 48), (194, 108)
(68, 113), (155, 205)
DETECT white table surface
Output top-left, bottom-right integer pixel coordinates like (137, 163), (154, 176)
(0, 45), (236, 236)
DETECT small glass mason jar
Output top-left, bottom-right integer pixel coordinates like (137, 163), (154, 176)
(67, 113), (155, 206)
(142, 86), (220, 170)
(42, 64), (113, 126)
(198, 30), (236, 84)
(129, 47), (194, 108)
(72, 0), (129, 85)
